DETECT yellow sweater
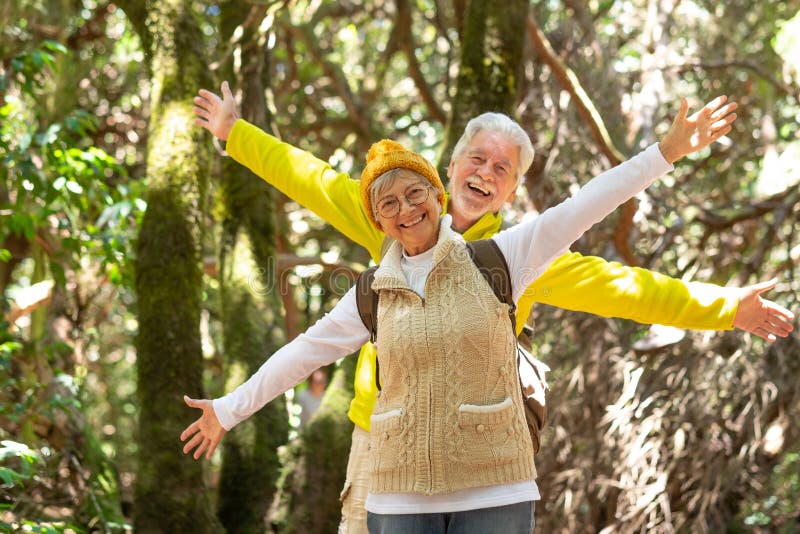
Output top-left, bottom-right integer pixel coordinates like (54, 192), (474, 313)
(226, 119), (739, 431)
(369, 229), (534, 494)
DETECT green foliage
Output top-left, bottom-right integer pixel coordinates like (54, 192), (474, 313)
(1, 85), (143, 289)
(0, 312), (128, 530)
(738, 450), (800, 531)
(1, 9), (140, 531)
(7, 40), (67, 96)
(0, 440), (43, 487)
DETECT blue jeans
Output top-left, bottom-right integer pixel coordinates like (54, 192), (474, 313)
(366, 501), (535, 534)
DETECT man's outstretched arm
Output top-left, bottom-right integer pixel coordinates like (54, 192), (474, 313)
(519, 252), (793, 342)
(194, 81), (385, 261)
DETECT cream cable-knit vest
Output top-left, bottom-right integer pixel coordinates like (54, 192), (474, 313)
(368, 223), (537, 495)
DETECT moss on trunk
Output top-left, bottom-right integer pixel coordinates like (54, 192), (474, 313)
(270, 355), (357, 533)
(133, 1), (221, 531)
(216, 159), (289, 533)
(212, 3), (290, 528)
(439, 0), (529, 170)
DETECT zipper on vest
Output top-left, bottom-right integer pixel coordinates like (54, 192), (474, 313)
(427, 371), (433, 493)
(426, 298), (435, 494)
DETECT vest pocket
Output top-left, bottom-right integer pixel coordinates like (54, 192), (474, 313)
(457, 397), (518, 465)
(369, 408), (404, 473)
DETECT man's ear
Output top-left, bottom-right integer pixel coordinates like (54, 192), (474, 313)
(446, 159), (455, 180)
(504, 188), (517, 204)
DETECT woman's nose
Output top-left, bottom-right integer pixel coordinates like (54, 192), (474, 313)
(398, 195), (417, 213)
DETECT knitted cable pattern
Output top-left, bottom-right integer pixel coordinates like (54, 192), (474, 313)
(370, 228), (536, 495)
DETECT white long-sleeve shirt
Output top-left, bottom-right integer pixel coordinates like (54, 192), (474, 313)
(213, 143), (672, 512)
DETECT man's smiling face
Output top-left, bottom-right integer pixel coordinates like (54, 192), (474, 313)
(446, 129), (520, 232)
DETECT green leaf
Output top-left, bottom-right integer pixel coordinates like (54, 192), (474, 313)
(0, 341), (23, 355)
(64, 116), (80, 133)
(0, 440), (39, 463)
(65, 181), (84, 195)
(107, 263), (121, 285)
(42, 40), (67, 54)
(0, 466), (23, 486)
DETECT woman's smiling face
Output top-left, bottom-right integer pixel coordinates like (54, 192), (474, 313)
(373, 171), (442, 256)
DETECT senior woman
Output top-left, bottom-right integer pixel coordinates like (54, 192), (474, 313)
(181, 115), (726, 532)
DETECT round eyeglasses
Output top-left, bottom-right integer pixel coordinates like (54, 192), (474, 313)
(375, 183), (432, 219)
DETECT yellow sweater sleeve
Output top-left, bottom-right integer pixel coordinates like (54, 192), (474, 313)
(518, 251), (738, 330)
(226, 119), (385, 262)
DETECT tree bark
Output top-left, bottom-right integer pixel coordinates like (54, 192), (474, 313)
(214, 4), (290, 531)
(438, 0), (529, 172)
(216, 234), (288, 534)
(271, 356), (357, 533)
(130, 1), (221, 531)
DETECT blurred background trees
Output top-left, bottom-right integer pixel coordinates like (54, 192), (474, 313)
(1, 0), (798, 532)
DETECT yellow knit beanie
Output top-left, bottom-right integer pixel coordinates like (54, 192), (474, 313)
(360, 139), (445, 228)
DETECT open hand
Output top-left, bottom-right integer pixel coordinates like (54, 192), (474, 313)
(180, 395), (227, 460)
(193, 81), (239, 141)
(658, 95), (738, 164)
(732, 279), (795, 342)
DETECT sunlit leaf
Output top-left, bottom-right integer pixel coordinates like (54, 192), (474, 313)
(42, 40), (67, 54)
(65, 180), (84, 194)
(0, 466), (23, 486)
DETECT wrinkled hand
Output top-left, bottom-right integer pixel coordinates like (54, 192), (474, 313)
(658, 95), (738, 164)
(193, 81), (239, 141)
(180, 395), (227, 460)
(733, 279), (795, 342)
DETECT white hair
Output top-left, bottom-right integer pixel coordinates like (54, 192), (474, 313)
(450, 112), (535, 181)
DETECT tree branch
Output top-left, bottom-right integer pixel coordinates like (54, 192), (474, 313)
(66, 3), (113, 50)
(6, 280), (54, 324)
(526, 14), (625, 165)
(737, 198), (792, 285)
(674, 60), (799, 103)
(526, 13), (642, 266)
(111, 1), (150, 55)
(394, 0), (446, 123)
(287, 23), (375, 140)
(693, 184), (799, 230)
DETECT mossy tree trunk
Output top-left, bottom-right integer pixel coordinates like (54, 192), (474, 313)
(216, 230), (288, 533)
(127, 1), (221, 531)
(438, 0), (529, 171)
(214, 4), (290, 531)
(271, 356), (356, 533)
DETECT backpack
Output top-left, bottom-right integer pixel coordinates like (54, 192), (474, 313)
(355, 239), (549, 454)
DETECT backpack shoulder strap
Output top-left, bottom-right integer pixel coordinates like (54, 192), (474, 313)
(465, 239), (516, 332)
(355, 266), (379, 344)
